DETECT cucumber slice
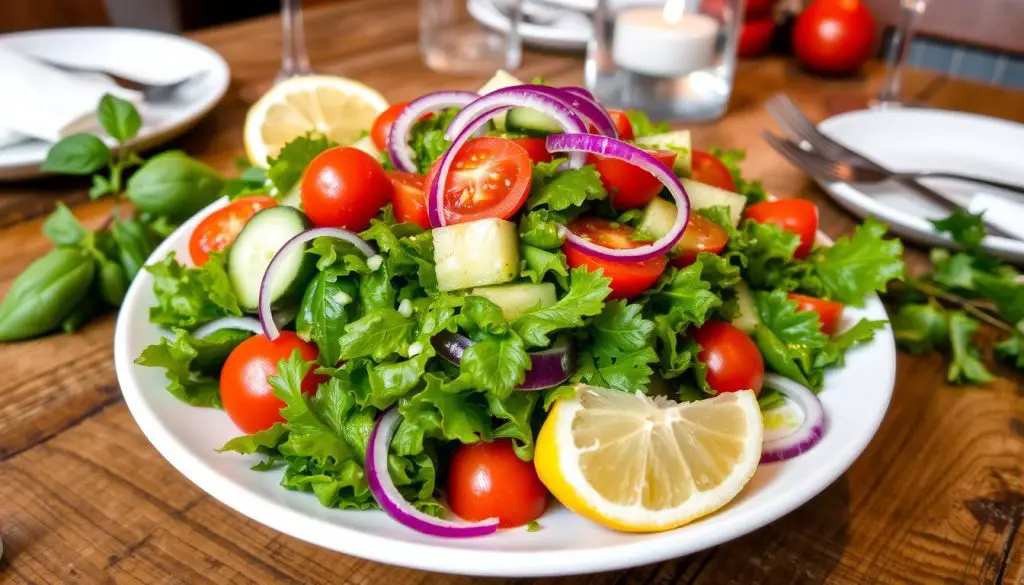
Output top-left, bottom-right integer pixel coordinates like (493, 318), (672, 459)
(433, 218), (519, 291)
(477, 70), (525, 132)
(228, 206), (314, 312)
(639, 197), (678, 239)
(472, 282), (556, 320)
(681, 178), (746, 227)
(635, 130), (692, 174)
(731, 280), (761, 334)
(506, 107), (562, 136)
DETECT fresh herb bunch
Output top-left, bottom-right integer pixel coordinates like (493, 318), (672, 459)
(889, 210), (1024, 383)
(0, 95), (226, 341)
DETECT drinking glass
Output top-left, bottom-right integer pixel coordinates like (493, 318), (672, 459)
(276, 0), (312, 83)
(874, 0), (930, 107)
(419, 0), (523, 73)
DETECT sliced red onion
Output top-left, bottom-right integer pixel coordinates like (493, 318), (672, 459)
(546, 133), (690, 262)
(193, 316), (263, 339)
(444, 86), (586, 147)
(367, 408), (499, 538)
(561, 86), (597, 102)
(431, 331), (575, 390)
(545, 86), (616, 138)
(259, 228), (377, 341)
(760, 374), (826, 463)
(387, 91), (478, 173)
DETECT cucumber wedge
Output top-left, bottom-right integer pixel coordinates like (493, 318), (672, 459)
(472, 282), (556, 320)
(433, 219), (519, 291)
(635, 130), (692, 174)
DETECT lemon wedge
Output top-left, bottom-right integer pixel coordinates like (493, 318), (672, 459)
(534, 385), (763, 533)
(244, 75), (389, 167)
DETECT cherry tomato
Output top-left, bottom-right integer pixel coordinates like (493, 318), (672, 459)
(447, 439), (548, 528)
(738, 17), (776, 58)
(608, 110), (635, 141)
(563, 218), (667, 300)
(301, 146), (393, 231)
(220, 332), (324, 434)
(745, 0), (778, 19)
(744, 199), (819, 258)
(590, 150), (677, 210)
(511, 137), (553, 164)
(188, 196), (277, 266)
(672, 213), (730, 267)
(788, 293), (844, 335)
(690, 320), (765, 395)
(690, 150), (737, 192)
(386, 171), (430, 229)
(792, 0), (876, 75)
(424, 137), (532, 224)
(371, 102), (409, 151)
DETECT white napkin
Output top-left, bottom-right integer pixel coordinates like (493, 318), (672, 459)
(0, 45), (143, 147)
(968, 192), (1024, 240)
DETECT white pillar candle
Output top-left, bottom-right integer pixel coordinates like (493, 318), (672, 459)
(612, 7), (719, 77)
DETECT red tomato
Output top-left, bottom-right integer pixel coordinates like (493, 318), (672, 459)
(608, 110), (634, 141)
(792, 0), (876, 75)
(690, 320), (765, 395)
(745, 0), (778, 19)
(563, 218), (667, 300)
(788, 293), (844, 335)
(590, 150), (677, 210)
(738, 17), (776, 58)
(188, 196), (277, 266)
(447, 440), (548, 528)
(301, 146), (393, 231)
(371, 102), (409, 151)
(424, 137), (532, 224)
(672, 213), (730, 267)
(744, 199), (819, 258)
(386, 171), (430, 229)
(690, 150), (737, 192)
(220, 332), (324, 434)
(511, 137), (553, 164)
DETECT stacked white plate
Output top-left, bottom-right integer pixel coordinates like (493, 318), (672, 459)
(467, 0), (594, 50)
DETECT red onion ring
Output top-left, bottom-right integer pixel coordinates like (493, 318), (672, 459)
(431, 331), (575, 390)
(259, 228), (377, 341)
(547, 86), (616, 138)
(760, 374), (826, 463)
(561, 86), (597, 102)
(366, 408), (499, 537)
(193, 316), (263, 339)
(386, 91), (478, 173)
(546, 133), (690, 262)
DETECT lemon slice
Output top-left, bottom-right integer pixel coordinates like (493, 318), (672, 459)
(534, 385), (763, 533)
(244, 75), (389, 167)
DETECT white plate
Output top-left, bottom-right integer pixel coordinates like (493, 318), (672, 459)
(468, 0), (592, 51)
(114, 198), (897, 577)
(0, 28), (230, 181)
(816, 108), (1024, 264)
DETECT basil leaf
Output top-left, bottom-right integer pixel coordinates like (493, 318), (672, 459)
(97, 94), (142, 142)
(43, 203), (88, 245)
(97, 258), (128, 306)
(296, 271), (358, 366)
(111, 218), (157, 280)
(753, 324), (811, 387)
(60, 288), (102, 333)
(0, 247), (96, 341)
(127, 154), (225, 219)
(41, 133), (111, 175)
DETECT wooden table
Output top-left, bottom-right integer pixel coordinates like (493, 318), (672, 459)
(1, 2), (1022, 583)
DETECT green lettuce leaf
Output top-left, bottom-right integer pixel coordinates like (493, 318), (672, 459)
(513, 266), (611, 348)
(527, 161), (607, 211)
(520, 245), (569, 287)
(266, 135), (336, 195)
(807, 218), (904, 305)
(930, 209), (986, 251)
(489, 392), (540, 460)
(625, 110), (669, 138)
(146, 252), (242, 329)
(947, 311), (995, 384)
(892, 302), (949, 354)
(135, 327), (251, 407)
(408, 107), (459, 174)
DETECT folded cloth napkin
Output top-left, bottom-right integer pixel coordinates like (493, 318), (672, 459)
(0, 44), (143, 148)
(969, 192), (1024, 240)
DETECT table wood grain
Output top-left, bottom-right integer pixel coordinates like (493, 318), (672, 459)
(1, 2), (1022, 583)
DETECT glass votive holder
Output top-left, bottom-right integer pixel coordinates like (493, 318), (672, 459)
(420, 0), (523, 74)
(586, 0), (742, 122)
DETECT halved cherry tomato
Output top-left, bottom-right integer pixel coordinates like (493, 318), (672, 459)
(744, 199), (819, 258)
(371, 101), (409, 151)
(447, 439), (548, 528)
(424, 137), (532, 224)
(788, 293), (844, 335)
(220, 332), (325, 434)
(690, 320), (765, 395)
(672, 213), (730, 267)
(590, 150), (677, 210)
(386, 171), (429, 229)
(690, 150), (737, 192)
(563, 218), (668, 300)
(511, 137), (553, 164)
(189, 196), (277, 266)
(609, 110), (635, 141)
(301, 146), (393, 231)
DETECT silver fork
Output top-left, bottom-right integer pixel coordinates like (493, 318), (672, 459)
(761, 130), (1021, 240)
(39, 59), (208, 101)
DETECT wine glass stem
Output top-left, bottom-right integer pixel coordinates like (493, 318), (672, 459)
(278, 0), (311, 82)
(876, 0), (927, 105)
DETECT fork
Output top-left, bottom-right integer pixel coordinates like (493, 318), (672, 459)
(38, 59), (208, 101)
(761, 131), (1022, 240)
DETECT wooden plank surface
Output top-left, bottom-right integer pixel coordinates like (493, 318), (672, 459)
(0, 1), (1022, 583)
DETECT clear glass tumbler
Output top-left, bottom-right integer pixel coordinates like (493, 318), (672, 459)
(420, 0), (523, 73)
(586, 0), (742, 121)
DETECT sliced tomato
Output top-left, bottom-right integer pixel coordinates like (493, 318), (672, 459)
(424, 137), (532, 224)
(189, 196), (277, 266)
(690, 150), (737, 192)
(788, 293), (844, 335)
(672, 213), (730, 267)
(745, 199), (819, 258)
(386, 171), (430, 229)
(563, 218), (667, 300)
(609, 110), (634, 141)
(511, 137), (553, 164)
(371, 101), (409, 151)
(590, 150), (677, 210)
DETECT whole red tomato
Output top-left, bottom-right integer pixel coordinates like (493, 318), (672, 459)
(792, 0), (876, 75)
(301, 146), (393, 231)
(739, 17), (776, 58)
(447, 440), (548, 528)
(690, 320), (765, 395)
